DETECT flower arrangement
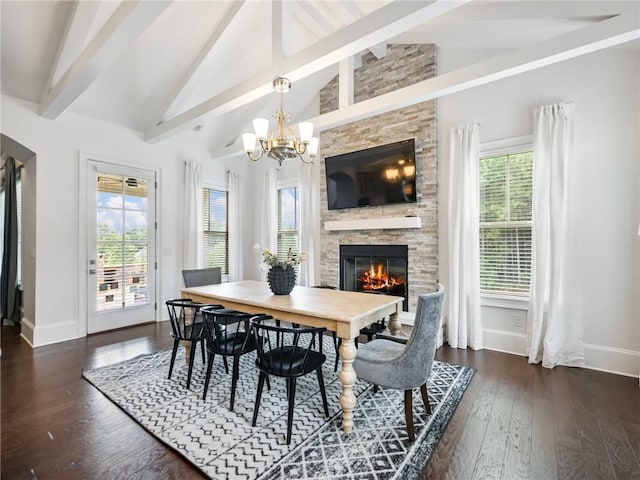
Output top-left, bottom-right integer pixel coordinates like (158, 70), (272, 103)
(254, 244), (306, 270)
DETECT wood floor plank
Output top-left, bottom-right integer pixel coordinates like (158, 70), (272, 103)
(3, 323), (639, 480)
(501, 358), (534, 480)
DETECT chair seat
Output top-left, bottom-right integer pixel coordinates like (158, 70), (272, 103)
(353, 339), (405, 387)
(209, 332), (255, 356)
(257, 346), (326, 377)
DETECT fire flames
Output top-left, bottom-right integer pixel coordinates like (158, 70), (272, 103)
(358, 262), (405, 291)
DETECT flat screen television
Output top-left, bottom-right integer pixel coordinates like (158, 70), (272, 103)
(324, 138), (417, 210)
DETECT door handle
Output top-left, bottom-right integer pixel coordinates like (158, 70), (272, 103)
(89, 269), (96, 275)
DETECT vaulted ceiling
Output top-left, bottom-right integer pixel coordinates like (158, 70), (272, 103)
(1, 1), (638, 157)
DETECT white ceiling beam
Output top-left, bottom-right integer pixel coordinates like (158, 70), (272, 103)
(40, 1), (171, 119)
(152, 1), (244, 125)
(309, 13), (640, 132)
(368, 43), (388, 59)
(43, 1), (100, 95)
(297, 1), (337, 34)
(145, 0), (469, 142)
(332, 1), (388, 60)
(431, 1), (638, 23)
(272, 0), (293, 62)
(339, 58), (354, 109)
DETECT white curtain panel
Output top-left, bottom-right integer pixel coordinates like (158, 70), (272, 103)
(183, 160), (203, 270)
(227, 170), (242, 281)
(447, 123), (483, 350)
(527, 102), (584, 368)
(260, 168), (278, 279)
(298, 162), (318, 286)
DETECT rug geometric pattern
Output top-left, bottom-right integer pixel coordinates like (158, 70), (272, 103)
(83, 336), (474, 480)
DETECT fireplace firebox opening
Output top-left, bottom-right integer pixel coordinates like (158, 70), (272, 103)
(339, 244), (408, 311)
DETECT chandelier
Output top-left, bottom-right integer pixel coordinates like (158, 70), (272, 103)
(242, 77), (319, 166)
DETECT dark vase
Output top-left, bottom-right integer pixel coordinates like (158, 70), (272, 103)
(267, 266), (296, 295)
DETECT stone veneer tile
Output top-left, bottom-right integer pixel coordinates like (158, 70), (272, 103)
(318, 44), (438, 312)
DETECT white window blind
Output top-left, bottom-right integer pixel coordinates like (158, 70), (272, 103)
(277, 186), (299, 260)
(202, 187), (228, 274)
(479, 150), (533, 296)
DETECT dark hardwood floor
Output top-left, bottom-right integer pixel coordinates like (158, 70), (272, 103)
(2, 322), (639, 479)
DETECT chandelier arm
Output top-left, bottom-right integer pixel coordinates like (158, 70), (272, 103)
(297, 151), (313, 164)
(247, 150), (265, 162)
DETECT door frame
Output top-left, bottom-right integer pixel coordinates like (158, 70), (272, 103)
(77, 152), (161, 338)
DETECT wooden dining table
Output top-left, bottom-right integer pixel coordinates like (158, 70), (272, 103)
(181, 280), (404, 434)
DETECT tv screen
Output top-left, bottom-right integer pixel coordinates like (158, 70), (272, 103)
(325, 139), (417, 210)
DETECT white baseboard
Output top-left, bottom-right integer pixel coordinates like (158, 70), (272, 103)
(20, 317), (35, 346)
(583, 343), (640, 378)
(30, 320), (81, 347)
(481, 328), (639, 379)
(482, 328), (528, 356)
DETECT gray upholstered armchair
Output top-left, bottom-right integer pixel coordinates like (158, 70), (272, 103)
(353, 285), (444, 442)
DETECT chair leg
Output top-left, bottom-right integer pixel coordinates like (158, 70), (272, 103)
(252, 372), (267, 427)
(373, 384), (379, 393)
(223, 356), (229, 374)
(316, 368), (329, 417)
(333, 332), (339, 372)
(420, 383), (432, 415)
(202, 351), (215, 401)
(404, 390), (415, 442)
(186, 340), (197, 389)
(230, 355), (240, 411)
(200, 338), (206, 364)
(168, 339), (179, 379)
(286, 377), (297, 445)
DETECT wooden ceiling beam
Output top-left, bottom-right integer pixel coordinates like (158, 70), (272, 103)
(151, 1), (245, 126)
(42, 1), (100, 98)
(40, 0), (171, 119)
(309, 13), (640, 132)
(145, 0), (469, 143)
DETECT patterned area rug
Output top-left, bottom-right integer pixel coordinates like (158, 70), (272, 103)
(83, 337), (474, 479)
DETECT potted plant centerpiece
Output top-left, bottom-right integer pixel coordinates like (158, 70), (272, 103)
(254, 244), (306, 295)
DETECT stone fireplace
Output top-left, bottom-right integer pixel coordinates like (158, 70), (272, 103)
(318, 44), (439, 314)
(340, 245), (409, 311)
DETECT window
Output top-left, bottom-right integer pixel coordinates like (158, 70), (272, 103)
(202, 187), (228, 274)
(479, 149), (533, 296)
(277, 186), (299, 260)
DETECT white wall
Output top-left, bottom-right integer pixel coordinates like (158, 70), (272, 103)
(438, 48), (640, 376)
(1, 95), (184, 346)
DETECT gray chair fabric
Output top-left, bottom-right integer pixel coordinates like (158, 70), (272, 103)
(353, 285), (445, 441)
(182, 267), (222, 288)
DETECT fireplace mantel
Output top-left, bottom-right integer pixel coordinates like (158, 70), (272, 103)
(324, 216), (421, 232)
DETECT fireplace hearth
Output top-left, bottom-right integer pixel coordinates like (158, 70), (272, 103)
(340, 244), (408, 311)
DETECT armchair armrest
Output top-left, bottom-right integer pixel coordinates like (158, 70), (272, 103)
(375, 333), (408, 345)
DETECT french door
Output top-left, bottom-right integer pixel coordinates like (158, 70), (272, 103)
(87, 161), (156, 333)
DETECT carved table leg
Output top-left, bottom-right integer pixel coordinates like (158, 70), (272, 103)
(388, 311), (402, 336)
(338, 338), (358, 434)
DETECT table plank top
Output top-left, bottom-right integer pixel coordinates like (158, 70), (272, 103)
(181, 280), (403, 324)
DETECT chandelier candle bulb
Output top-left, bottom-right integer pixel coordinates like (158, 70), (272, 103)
(242, 133), (256, 153)
(308, 137), (319, 157)
(253, 118), (269, 140)
(298, 122), (314, 143)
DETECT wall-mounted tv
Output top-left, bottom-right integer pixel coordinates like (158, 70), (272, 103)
(324, 138), (417, 210)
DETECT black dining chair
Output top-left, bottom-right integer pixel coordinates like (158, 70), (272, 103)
(250, 316), (329, 444)
(200, 307), (265, 410)
(165, 298), (224, 389)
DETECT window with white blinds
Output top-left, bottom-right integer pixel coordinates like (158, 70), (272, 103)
(202, 187), (228, 274)
(277, 186), (299, 260)
(479, 150), (533, 296)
